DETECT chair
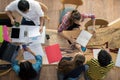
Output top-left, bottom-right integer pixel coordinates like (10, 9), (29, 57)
(59, 0), (83, 23)
(61, 0), (83, 9)
(84, 19), (109, 30)
(0, 12), (13, 27)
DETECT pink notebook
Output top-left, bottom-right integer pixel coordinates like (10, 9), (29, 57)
(45, 44), (62, 64)
(3, 25), (10, 42)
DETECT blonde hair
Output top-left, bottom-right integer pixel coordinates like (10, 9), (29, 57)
(73, 53), (85, 67)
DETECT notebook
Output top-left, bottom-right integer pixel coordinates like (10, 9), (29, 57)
(28, 26), (46, 44)
(45, 44), (62, 64)
(115, 48), (120, 67)
(0, 25), (10, 42)
(76, 30), (93, 47)
(0, 40), (19, 63)
(3, 25), (10, 42)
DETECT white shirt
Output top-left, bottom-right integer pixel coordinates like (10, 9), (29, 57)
(5, 0), (44, 26)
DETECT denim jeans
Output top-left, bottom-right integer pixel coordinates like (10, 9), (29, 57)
(21, 18), (35, 25)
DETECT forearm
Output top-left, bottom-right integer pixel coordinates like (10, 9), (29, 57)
(30, 51), (36, 56)
(40, 17), (44, 27)
(5, 11), (14, 21)
(39, 2), (48, 13)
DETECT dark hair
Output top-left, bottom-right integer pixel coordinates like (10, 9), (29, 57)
(69, 10), (81, 25)
(19, 61), (37, 80)
(98, 50), (112, 67)
(18, 0), (29, 12)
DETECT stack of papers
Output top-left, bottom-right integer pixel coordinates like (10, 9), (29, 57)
(0, 25), (10, 42)
(27, 27), (40, 37)
(115, 48), (120, 67)
(23, 43), (44, 60)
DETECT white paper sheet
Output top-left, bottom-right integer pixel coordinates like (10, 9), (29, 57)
(28, 26), (46, 44)
(76, 30), (92, 47)
(23, 43), (44, 60)
(115, 48), (120, 67)
(23, 51), (35, 60)
(93, 49), (101, 59)
(27, 26), (40, 37)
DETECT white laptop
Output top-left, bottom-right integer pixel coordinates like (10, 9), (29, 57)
(11, 25), (45, 44)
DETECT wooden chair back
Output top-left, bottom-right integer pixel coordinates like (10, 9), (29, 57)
(85, 19), (109, 30)
(60, 0), (83, 9)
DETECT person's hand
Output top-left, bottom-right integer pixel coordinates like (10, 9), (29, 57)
(92, 30), (96, 38)
(39, 26), (43, 33)
(11, 19), (15, 25)
(25, 47), (32, 53)
(25, 47), (36, 56)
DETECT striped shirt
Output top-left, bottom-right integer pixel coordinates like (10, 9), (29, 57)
(86, 58), (114, 80)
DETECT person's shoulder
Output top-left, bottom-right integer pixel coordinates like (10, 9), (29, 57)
(35, 55), (42, 59)
(9, 0), (18, 5)
(27, 0), (39, 4)
(87, 58), (98, 64)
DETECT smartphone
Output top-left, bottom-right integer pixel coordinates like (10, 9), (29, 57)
(22, 45), (27, 51)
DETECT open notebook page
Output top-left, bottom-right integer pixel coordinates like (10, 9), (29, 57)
(76, 30), (92, 47)
(23, 43), (44, 60)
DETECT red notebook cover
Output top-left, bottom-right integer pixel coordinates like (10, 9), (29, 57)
(45, 44), (62, 64)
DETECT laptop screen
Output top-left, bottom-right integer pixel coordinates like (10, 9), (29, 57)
(11, 28), (20, 38)
(0, 40), (19, 63)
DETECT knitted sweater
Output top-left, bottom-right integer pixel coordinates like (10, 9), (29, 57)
(86, 58), (114, 80)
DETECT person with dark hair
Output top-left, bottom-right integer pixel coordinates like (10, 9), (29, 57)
(57, 52), (88, 80)
(85, 49), (114, 80)
(58, 10), (95, 52)
(18, 0), (29, 12)
(5, 0), (44, 32)
(98, 50), (112, 67)
(12, 47), (42, 80)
